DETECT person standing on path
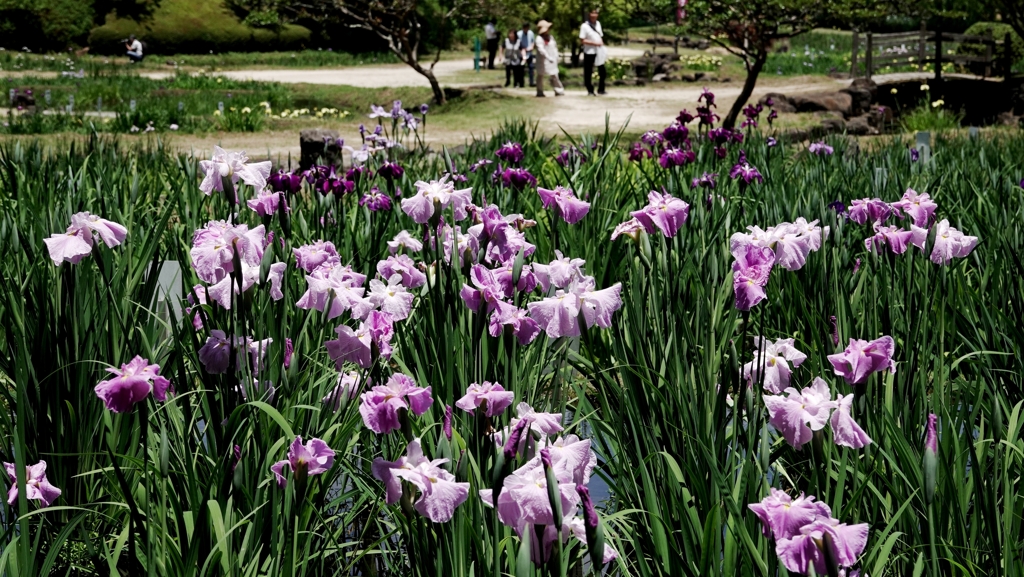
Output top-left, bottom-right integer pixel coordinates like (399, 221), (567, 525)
(503, 29), (526, 88)
(484, 19), (499, 70)
(535, 20), (564, 97)
(517, 23), (536, 87)
(579, 10), (607, 96)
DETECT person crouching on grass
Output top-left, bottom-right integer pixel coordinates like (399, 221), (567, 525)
(535, 20), (564, 97)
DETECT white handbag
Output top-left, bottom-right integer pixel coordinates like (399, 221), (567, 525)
(595, 45), (608, 67)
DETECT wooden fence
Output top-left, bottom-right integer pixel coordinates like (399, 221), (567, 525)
(851, 25), (1014, 81)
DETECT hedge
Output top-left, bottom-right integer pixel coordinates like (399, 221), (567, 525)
(88, 0), (310, 55)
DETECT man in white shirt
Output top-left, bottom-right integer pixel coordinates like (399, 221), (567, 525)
(125, 34), (143, 63)
(484, 20), (498, 70)
(517, 23), (536, 87)
(579, 10), (606, 96)
(535, 20), (564, 97)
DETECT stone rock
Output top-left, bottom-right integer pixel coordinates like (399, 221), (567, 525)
(635, 78), (647, 86)
(652, 73), (667, 82)
(300, 128), (343, 171)
(848, 77), (878, 100)
(720, 77), (732, 83)
(613, 79), (627, 86)
(694, 71), (706, 80)
(704, 75), (719, 82)
(631, 52), (681, 78)
(789, 92), (853, 117)
(782, 128), (811, 143)
(662, 74), (677, 82)
(820, 117), (846, 133)
(997, 111), (1020, 126)
(645, 37), (674, 46)
(760, 93), (795, 112)
(682, 73), (697, 82)
(846, 114), (879, 136)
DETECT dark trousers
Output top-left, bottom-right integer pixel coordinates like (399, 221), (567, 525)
(583, 53), (606, 94)
(525, 55), (535, 86)
(512, 65), (525, 88)
(486, 38), (498, 69)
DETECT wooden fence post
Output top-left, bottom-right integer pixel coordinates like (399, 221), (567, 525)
(934, 26), (942, 84)
(918, 20), (926, 70)
(865, 32), (873, 81)
(984, 29), (993, 78)
(1004, 32), (1013, 81)
(851, 29), (859, 77)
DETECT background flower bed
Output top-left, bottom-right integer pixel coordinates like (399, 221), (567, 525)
(0, 115), (1022, 576)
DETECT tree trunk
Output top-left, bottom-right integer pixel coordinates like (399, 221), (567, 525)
(722, 53), (766, 129)
(423, 68), (447, 105)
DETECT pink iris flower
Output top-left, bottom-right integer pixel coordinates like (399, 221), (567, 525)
(528, 276), (622, 339)
(325, 311), (395, 369)
(929, 219), (978, 265)
(373, 438), (470, 522)
(742, 337), (807, 394)
(890, 188), (938, 227)
(831, 393), (873, 448)
(190, 220), (266, 285)
(631, 190), (690, 238)
(749, 489), (868, 575)
(267, 262), (286, 301)
(44, 212), (128, 266)
(246, 187), (283, 216)
(489, 301), (542, 345)
(827, 336), (896, 385)
(387, 230), (424, 254)
(198, 331), (273, 375)
(611, 217), (646, 241)
(776, 517), (869, 575)
(763, 378), (838, 449)
(455, 381), (515, 417)
(537, 186), (591, 224)
(377, 254), (426, 288)
(460, 265), (507, 313)
(198, 146), (272, 196)
(865, 224), (915, 255)
(533, 251), (585, 291)
(366, 275), (415, 321)
(322, 371), (363, 411)
(94, 355), (173, 413)
(730, 218), (827, 272)
(731, 244), (775, 311)
(295, 264), (367, 320)
(270, 436), (336, 488)
(400, 176), (472, 224)
(748, 488), (832, 540)
(848, 198), (894, 225)
(292, 240), (339, 273)
(4, 460), (61, 507)
(358, 373), (433, 435)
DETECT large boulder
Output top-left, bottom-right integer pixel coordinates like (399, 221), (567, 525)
(760, 93), (796, 113)
(789, 92), (854, 117)
(300, 128), (343, 171)
(846, 114), (879, 136)
(631, 52), (680, 78)
(840, 78), (877, 117)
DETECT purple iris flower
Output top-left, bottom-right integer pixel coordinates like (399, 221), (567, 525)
(910, 147), (920, 162)
(496, 141), (525, 164)
(420, 103), (429, 115)
(729, 162), (764, 185)
(808, 141), (834, 155)
(360, 187), (392, 212)
(676, 109), (695, 124)
(827, 335), (896, 385)
(698, 87), (716, 107)
(501, 167), (536, 190)
(659, 147), (694, 169)
(270, 437), (335, 488)
(628, 142), (652, 162)
(662, 121), (689, 147)
(377, 161), (404, 181)
(691, 172), (717, 189)
(470, 158), (493, 173)
(268, 169), (303, 194)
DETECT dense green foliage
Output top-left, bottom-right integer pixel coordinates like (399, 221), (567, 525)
(88, 0), (311, 55)
(0, 119), (1022, 576)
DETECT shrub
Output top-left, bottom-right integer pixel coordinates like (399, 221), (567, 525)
(0, 0), (95, 50)
(87, 0), (310, 55)
(957, 21), (1024, 76)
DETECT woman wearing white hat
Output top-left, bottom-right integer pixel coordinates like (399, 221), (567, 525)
(535, 20), (565, 97)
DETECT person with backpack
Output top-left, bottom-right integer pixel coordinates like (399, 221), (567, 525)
(517, 23), (536, 88)
(579, 10), (607, 96)
(125, 34), (144, 63)
(503, 29), (526, 88)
